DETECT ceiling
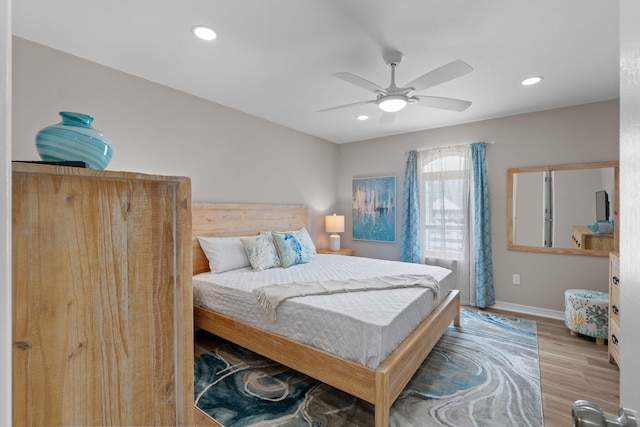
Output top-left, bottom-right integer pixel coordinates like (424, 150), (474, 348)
(12, 1), (619, 144)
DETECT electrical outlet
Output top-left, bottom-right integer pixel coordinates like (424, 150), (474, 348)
(512, 274), (521, 285)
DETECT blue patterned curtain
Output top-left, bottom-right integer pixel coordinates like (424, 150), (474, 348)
(470, 142), (495, 307)
(400, 150), (421, 263)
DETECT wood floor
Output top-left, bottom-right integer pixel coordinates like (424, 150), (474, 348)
(193, 306), (620, 426)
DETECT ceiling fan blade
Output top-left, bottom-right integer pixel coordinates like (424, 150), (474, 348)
(416, 96), (472, 112)
(379, 112), (396, 124)
(406, 60), (473, 92)
(333, 72), (386, 93)
(317, 100), (374, 113)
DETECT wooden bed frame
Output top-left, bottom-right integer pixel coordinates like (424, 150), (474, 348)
(192, 203), (460, 427)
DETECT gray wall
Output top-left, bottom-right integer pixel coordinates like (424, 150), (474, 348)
(12, 37), (620, 315)
(337, 100), (619, 312)
(12, 37), (339, 246)
(513, 171), (545, 247)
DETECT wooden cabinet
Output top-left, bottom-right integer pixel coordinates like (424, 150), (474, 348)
(608, 252), (620, 366)
(317, 248), (355, 256)
(12, 163), (194, 426)
(571, 226), (614, 251)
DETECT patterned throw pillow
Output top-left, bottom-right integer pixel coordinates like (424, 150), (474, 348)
(241, 235), (281, 271)
(261, 227), (316, 254)
(272, 230), (314, 268)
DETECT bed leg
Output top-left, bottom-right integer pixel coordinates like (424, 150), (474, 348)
(375, 403), (390, 427)
(375, 370), (390, 427)
(453, 292), (461, 327)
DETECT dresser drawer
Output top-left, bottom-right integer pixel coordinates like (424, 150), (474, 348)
(610, 282), (620, 325)
(610, 258), (620, 287)
(609, 319), (620, 366)
(608, 252), (620, 366)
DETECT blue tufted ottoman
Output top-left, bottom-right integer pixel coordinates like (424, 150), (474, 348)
(564, 289), (609, 345)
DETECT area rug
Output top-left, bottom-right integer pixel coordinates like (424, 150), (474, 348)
(194, 308), (543, 426)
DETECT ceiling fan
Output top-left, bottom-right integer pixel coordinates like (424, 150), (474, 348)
(318, 51), (473, 120)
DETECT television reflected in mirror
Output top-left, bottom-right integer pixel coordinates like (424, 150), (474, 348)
(595, 190), (609, 222)
(507, 161), (619, 256)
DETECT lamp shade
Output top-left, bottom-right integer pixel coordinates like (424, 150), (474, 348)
(325, 214), (345, 233)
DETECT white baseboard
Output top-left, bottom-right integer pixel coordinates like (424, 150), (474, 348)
(490, 300), (565, 321)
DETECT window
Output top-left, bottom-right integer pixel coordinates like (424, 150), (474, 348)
(419, 147), (470, 260)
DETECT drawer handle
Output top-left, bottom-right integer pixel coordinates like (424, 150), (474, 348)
(611, 334), (619, 345)
(612, 276), (620, 285)
(612, 305), (619, 315)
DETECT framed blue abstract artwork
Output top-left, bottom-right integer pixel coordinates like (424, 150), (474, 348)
(352, 175), (396, 243)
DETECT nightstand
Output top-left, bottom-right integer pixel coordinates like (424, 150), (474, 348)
(317, 248), (355, 256)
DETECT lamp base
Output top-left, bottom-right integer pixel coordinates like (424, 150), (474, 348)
(329, 234), (341, 252)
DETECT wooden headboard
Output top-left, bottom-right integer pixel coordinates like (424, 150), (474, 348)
(191, 203), (309, 275)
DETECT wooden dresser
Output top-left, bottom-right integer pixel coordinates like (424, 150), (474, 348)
(571, 226), (614, 251)
(12, 163), (194, 426)
(608, 252), (620, 366)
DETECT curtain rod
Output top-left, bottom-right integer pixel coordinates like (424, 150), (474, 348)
(402, 140), (495, 154)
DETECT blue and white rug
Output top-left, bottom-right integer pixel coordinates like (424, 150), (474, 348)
(194, 308), (543, 426)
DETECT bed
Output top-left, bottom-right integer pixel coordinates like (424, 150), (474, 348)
(191, 203), (460, 427)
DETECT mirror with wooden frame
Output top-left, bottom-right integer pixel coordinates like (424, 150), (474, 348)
(507, 161), (619, 256)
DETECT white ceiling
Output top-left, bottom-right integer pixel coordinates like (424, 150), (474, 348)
(12, 1), (619, 144)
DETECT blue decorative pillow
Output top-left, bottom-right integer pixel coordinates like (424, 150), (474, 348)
(240, 235), (281, 271)
(272, 231), (314, 268)
(261, 228), (316, 254)
(292, 227), (317, 255)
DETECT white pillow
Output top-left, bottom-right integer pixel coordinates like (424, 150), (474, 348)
(197, 236), (251, 273)
(241, 235), (281, 271)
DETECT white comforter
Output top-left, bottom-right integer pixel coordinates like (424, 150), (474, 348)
(193, 254), (453, 368)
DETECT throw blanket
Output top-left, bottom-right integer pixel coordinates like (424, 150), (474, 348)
(254, 274), (440, 321)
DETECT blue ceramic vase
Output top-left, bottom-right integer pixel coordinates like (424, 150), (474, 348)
(36, 111), (113, 170)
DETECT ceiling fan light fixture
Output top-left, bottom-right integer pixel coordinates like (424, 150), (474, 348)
(192, 25), (217, 41)
(378, 96), (407, 113)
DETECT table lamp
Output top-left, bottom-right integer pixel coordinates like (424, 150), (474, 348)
(325, 214), (345, 252)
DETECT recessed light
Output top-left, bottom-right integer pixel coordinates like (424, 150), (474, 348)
(521, 76), (543, 86)
(356, 115), (369, 121)
(192, 25), (217, 41)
